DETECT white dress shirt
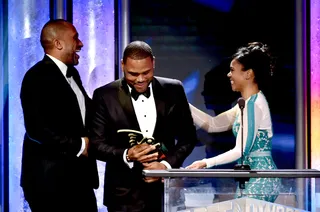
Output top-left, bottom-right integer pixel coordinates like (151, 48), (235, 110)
(47, 54), (86, 157)
(123, 83), (171, 169)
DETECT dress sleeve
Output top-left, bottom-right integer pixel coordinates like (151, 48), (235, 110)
(189, 103), (237, 133)
(202, 100), (264, 168)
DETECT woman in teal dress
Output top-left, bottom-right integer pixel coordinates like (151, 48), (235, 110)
(186, 42), (281, 202)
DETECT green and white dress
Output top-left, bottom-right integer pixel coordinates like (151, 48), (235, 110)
(190, 91), (281, 202)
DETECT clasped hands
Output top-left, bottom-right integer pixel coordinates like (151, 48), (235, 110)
(127, 143), (166, 183)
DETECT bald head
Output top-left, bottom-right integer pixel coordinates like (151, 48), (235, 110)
(40, 19), (83, 65)
(40, 19), (73, 52)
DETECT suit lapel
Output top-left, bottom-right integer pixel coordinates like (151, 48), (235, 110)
(118, 78), (141, 131)
(43, 56), (84, 127)
(151, 77), (166, 137)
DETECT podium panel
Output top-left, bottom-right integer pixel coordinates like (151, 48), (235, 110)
(143, 169), (320, 212)
(178, 197), (308, 212)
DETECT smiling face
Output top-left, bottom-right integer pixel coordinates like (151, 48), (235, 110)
(121, 56), (154, 93)
(227, 59), (248, 92)
(59, 23), (83, 65)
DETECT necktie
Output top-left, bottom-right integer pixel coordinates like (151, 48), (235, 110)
(131, 87), (151, 101)
(66, 66), (75, 78)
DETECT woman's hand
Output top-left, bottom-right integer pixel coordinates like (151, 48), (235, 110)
(185, 160), (206, 169)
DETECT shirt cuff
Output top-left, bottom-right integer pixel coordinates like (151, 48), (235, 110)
(202, 158), (213, 168)
(160, 160), (171, 169)
(123, 149), (134, 169)
(76, 137), (86, 157)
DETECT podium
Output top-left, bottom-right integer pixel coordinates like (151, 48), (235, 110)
(142, 169), (320, 212)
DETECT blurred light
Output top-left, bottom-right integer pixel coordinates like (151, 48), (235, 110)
(193, 0), (235, 12)
(8, 0), (49, 211)
(73, 0), (115, 211)
(311, 0), (320, 170)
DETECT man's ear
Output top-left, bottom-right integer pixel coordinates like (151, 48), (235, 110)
(153, 56), (155, 69)
(54, 39), (63, 50)
(121, 59), (124, 73)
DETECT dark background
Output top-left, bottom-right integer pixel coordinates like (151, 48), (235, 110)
(130, 0), (296, 169)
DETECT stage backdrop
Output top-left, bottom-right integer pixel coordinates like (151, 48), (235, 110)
(311, 0), (320, 171)
(73, 0), (115, 211)
(8, 0), (115, 211)
(8, 1), (50, 211)
(130, 0), (296, 169)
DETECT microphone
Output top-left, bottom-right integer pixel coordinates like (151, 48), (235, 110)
(234, 97), (251, 189)
(237, 97), (245, 110)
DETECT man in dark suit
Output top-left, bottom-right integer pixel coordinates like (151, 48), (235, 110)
(20, 19), (98, 212)
(90, 40), (198, 212)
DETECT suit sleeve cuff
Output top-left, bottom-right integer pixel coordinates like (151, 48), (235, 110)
(76, 138), (86, 157)
(160, 160), (171, 169)
(123, 149), (134, 169)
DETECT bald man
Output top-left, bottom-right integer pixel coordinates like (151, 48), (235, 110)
(20, 19), (98, 212)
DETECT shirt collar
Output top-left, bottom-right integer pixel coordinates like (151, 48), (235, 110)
(46, 54), (68, 77)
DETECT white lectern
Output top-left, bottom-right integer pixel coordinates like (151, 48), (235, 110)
(143, 169), (320, 212)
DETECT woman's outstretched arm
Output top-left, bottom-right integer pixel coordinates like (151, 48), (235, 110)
(189, 103), (237, 133)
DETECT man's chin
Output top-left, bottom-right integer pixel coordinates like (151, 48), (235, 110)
(73, 59), (79, 66)
(73, 54), (80, 65)
(134, 87), (147, 93)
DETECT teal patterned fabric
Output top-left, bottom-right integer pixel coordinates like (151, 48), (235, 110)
(232, 95), (281, 203)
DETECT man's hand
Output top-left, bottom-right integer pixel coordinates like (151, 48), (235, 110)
(142, 161), (166, 183)
(81, 137), (89, 157)
(127, 143), (158, 163)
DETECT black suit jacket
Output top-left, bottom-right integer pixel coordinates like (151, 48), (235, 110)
(20, 55), (98, 194)
(90, 77), (197, 209)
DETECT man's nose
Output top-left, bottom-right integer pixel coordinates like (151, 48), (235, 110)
(137, 75), (144, 82)
(227, 72), (231, 77)
(78, 39), (84, 47)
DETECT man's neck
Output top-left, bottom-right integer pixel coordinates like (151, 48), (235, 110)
(45, 51), (65, 64)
